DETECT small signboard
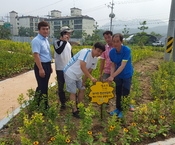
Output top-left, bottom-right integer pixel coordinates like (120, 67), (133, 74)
(89, 81), (114, 105)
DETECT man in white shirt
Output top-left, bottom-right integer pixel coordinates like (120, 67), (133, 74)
(54, 26), (73, 110)
(63, 42), (105, 118)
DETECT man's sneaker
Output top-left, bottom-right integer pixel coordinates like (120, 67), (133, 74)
(72, 111), (80, 119)
(117, 111), (123, 118)
(129, 105), (135, 112)
(110, 108), (120, 115)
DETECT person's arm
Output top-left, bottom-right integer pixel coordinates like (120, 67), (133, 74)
(100, 59), (105, 77)
(33, 53), (45, 78)
(82, 68), (93, 86)
(54, 34), (69, 54)
(80, 61), (97, 82)
(107, 60), (127, 82)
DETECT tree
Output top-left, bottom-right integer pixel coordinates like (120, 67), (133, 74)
(18, 27), (35, 37)
(71, 30), (83, 38)
(150, 31), (162, 39)
(82, 22), (104, 45)
(122, 25), (130, 39)
(133, 21), (149, 47)
(0, 25), (11, 39)
(138, 21), (148, 32)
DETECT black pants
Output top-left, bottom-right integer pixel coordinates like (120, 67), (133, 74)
(56, 70), (66, 106)
(114, 77), (132, 111)
(34, 62), (52, 109)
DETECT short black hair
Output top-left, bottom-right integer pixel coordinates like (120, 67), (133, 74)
(94, 42), (105, 52)
(38, 21), (50, 30)
(103, 31), (113, 36)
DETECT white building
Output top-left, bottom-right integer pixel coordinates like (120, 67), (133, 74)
(48, 7), (95, 38)
(18, 16), (45, 34)
(9, 7), (95, 37)
(9, 11), (19, 35)
(0, 20), (4, 26)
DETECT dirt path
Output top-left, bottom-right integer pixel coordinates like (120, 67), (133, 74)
(0, 63), (56, 120)
(133, 54), (164, 105)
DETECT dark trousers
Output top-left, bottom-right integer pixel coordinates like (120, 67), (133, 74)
(56, 70), (66, 106)
(114, 77), (132, 111)
(34, 62), (51, 108)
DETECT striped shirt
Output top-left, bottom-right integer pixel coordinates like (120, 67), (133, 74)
(100, 44), (112, 74)
(63, 48), (98, 80)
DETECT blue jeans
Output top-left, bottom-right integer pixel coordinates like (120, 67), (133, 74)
(114, 77), (132, 111)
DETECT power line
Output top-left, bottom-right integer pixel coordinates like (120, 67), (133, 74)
(23, 0), (64, 15)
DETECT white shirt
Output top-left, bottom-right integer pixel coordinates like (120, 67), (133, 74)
(54, 40), (72, 70)
(64, 48), (98, 80)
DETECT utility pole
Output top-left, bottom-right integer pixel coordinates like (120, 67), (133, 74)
(107, 0), (115, 31)
(164, 0), (175, 61)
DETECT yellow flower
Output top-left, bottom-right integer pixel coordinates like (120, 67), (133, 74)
(47, 141), (51, 144)
(123, 128), (128, 133)
(160, 116), (165, 119)
(109, 127), (114, 131)
(50, 137), (55, 141)
(151, 119), (155, 123)
(33, 141), (39, 145)
(98, 132), (102, 135)
(131, 122), (137, 126)
(87, 131), (92, 135)
(66, 139), (70, 143)
(110, 125), (115, 129)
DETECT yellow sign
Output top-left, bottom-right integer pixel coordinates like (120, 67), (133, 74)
(89, 81), (114, 105)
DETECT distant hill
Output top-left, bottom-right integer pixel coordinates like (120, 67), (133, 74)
(100, 19), (168, 36)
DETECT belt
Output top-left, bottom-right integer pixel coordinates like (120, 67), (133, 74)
(41, 62), (51, 64)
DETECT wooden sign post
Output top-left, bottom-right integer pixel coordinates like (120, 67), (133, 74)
(89, 81), (114, 119)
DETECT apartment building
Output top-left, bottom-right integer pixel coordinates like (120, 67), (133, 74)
(0, 20), (4, 26)
(9, 11), (45, 36)
(9, 8), (95, 37)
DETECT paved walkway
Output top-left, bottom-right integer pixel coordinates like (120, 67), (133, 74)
(0, 63), (56, 121)
(0, 63), (175, 144)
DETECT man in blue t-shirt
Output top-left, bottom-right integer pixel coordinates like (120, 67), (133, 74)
(106, 33), (134, 118)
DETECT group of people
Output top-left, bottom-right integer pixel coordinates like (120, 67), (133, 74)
(31, 21), (134, 119)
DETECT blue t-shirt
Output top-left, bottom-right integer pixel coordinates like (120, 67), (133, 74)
(109, 45), (133, 79)
(31, 34), (52, 62)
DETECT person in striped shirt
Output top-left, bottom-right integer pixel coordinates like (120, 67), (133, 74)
(63, 42), (105, 118)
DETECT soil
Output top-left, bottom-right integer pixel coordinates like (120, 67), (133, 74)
(1, 53), (175, 144)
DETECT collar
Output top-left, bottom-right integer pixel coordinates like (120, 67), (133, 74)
(106, 44), (112, 49)
(115, 45), (123, 54)
(38, 33), (47, 40)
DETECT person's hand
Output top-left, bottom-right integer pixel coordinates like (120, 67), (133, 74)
(39, 68), (45, 78)
(91, 77), (97, 83)
(106, 76), (114, 82)
(62, 34), (69, 41)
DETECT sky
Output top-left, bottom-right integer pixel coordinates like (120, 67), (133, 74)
(0, 0), (172, 28)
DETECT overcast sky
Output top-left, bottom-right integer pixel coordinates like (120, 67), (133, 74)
(0, 0), (172, 27)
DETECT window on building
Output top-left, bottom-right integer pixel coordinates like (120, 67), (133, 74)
(74, 25), (82, 29)
(54, 21), (60, 25)
(62, 20), (69, 26)
(74, 19), (82, 24)
(54, 26), (60, 30)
